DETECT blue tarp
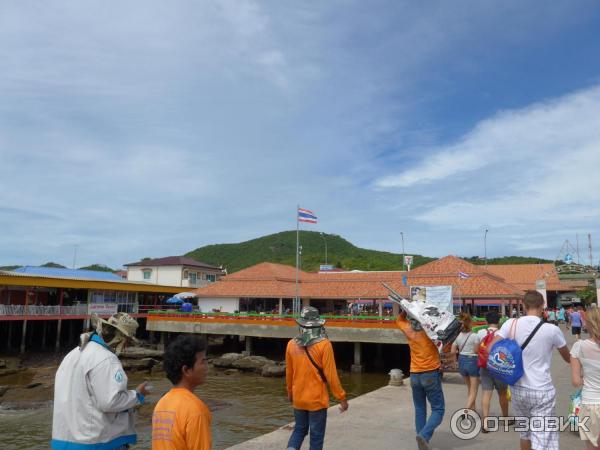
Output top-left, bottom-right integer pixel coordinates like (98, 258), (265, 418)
(166, 296), (184, 304)
(13, 266), (124, 281)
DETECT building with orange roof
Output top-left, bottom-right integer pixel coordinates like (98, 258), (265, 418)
(194, 256), (532, 316)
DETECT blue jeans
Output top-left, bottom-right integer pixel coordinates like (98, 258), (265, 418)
(287, 408), (328, 450)
(410, 370), (445, 442)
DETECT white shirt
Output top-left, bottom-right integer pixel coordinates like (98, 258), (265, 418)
(497, 316), (566, 390)
(52, 335), (140, 448)
(454, 331), (481, 356)
(571, 339), (600, 404)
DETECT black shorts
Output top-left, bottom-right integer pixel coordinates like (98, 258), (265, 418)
(572, 326), (582, 335)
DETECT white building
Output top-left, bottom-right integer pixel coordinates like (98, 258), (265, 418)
(125, 256), (224, 288)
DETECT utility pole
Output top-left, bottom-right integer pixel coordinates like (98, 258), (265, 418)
(589, 233), (593, 268)
(320, 232), (328, 265)
(400, 232), (405, 271)
(484, 229), (488, 267)
(72, 245), (78, 269)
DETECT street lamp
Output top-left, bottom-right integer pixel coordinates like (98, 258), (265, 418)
(320, 232), (328, 265)
(484, 228), (489, 267)
(401, 232), (405, 271)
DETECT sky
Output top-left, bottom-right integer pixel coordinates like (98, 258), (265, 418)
(2, 1), (600, 269)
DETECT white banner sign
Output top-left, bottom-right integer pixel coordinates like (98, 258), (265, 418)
(410, 285), (453, 313)
(88, 303), (118, 316)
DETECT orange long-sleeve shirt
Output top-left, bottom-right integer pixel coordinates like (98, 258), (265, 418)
(152, 387), (211, 450)
(286, 339), (346, 411)
(396, 315), (440, 373)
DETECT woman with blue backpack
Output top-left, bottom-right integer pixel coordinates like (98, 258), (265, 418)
(487, 291), (570, 450)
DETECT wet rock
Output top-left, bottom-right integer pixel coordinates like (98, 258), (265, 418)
(121, 357), (158, 372)
(212, 353), (244, 368)
(261, 364), (285, 377)
(0, 368), (19, 377)
(0, 359), (6, 369)
(224, 369), (240, 375)
(0, 386), (8, 397)
(231, 356), (274, 372)
(26, 382), (43, 389)
(120, 347), (164, 359)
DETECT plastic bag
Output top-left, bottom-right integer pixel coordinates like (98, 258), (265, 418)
(383, 283), (462, 350)
(568, 389), (582, 427)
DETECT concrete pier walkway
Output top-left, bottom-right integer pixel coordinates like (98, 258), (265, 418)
(227, 326), (582, 449)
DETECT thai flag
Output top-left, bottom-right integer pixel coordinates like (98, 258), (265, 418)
(298, 208), (317, 224)
(458, 271), (470, 279)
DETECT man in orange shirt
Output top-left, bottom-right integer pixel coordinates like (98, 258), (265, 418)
(285, 306), (348, 450)
(152, 335), (211, 450)
(397, 311), (445, 450)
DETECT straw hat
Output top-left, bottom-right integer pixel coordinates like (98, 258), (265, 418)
(296, 306), (326, 328)
(94, 312), (139, 342)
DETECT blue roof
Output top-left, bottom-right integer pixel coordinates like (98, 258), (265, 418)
(13, 266), (124, 281)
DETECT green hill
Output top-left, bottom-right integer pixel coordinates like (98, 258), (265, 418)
(78, 264), (117, 272)
(186, 231), (434, 273)
(463, 256), (554, 265)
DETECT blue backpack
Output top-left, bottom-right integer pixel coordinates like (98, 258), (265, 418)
(486, 318), (544, 385)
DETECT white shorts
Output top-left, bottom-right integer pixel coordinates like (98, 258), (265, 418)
(510, 385), (558, 450)
(579, 404), (600, 446)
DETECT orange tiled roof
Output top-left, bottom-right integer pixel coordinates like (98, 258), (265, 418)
(195, 258), (524, 300)
(485, 263), (567, 291)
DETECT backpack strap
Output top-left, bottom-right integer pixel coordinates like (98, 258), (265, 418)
(459, 332), (472, 353)
(521, 319), (544, 351)
(303, 346), (327, 384)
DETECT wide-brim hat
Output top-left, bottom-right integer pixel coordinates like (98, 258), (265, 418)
(93, 312), (140, 343)
(296, 306), (326, 328)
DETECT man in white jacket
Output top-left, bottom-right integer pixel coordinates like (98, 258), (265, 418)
(51, 313), (149, 450)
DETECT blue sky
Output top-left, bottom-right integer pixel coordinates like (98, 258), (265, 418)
(2, 1), (600, 269)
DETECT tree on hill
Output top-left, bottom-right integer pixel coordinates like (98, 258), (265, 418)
(78, 264), (116, 272)
(0, 265), (21, 271)
(185, 230), (435, 273)
(41, 262), (67, 268)
(463, 256), (553, 265)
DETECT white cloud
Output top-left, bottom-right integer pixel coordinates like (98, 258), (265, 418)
(1, 1), (599, 266)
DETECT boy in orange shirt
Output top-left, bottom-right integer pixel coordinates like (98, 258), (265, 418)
(397, 311), (444, 450)
(152, 335), (211, 450)
(286, 306), (348, 450)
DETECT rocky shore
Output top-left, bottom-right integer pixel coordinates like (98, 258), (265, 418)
(0, 348), (285, 412)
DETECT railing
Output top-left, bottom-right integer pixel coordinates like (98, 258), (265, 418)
(147, 310), (398, 323)
(0, 304), (138, 316)
(0, 304), (90, 316)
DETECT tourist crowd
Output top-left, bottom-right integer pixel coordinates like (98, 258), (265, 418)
(49, 293), (598, 450)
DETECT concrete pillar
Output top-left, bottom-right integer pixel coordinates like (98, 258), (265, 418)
(20, 320), (27, 354)
(243, 336), (253, 356)
(378, 301), (383, 317)
(279, 298), (283, 316)
(392, 302), (399, 316)
(158, 332), (165, 351)
(55, 320), (62, 351)
(501, 302), (505, 318)
(7, 321), (13, 350)
(351, 342), (363, 373)
(302, 298), (310, 307)
(41, 321), (47, 349)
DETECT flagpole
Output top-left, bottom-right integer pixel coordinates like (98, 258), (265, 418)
(295, 204), (300, 316)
